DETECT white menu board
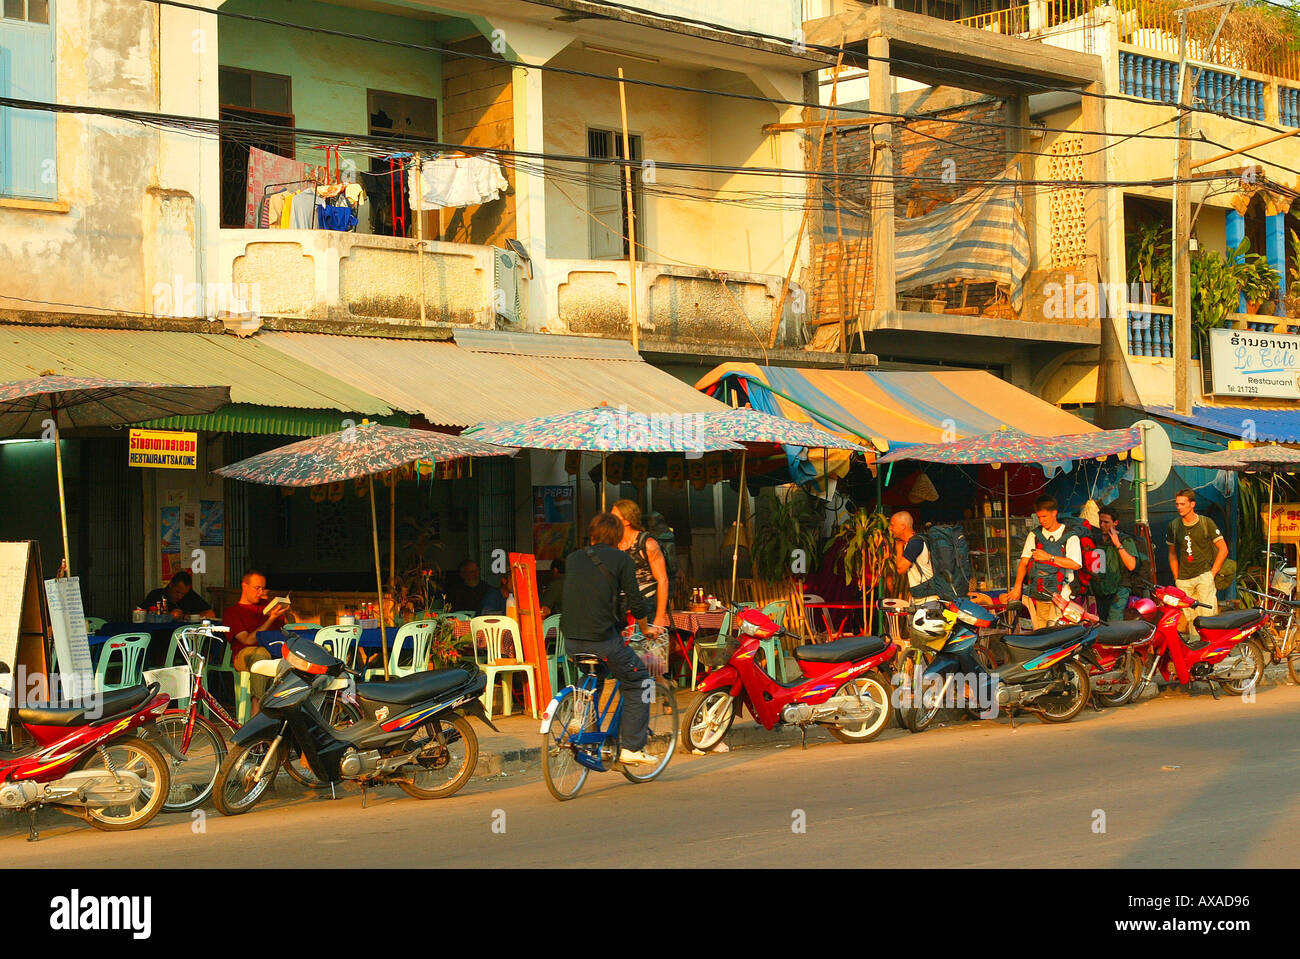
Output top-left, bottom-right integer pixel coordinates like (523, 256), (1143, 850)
(1208, 327), (1300, 400)
(44, 577), (94, 702)
(0, 543), (29, 724)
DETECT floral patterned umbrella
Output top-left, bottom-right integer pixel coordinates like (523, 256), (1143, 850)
(0, 375), (231, 575)
(216, 423), (513, 679)
(694, 407), (875, 453)
(876, 425), (1142, 465)
(464, 404), (742, 453)
(215, 423), (511, 486)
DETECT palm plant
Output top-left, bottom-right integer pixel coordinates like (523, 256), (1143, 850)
(752, 496), (821, 584)
(1126, 220), (1172, 303)
(827, 508), (897, 634)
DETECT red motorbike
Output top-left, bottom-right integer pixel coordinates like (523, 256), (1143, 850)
(681, 605), (897, 750)
(0, 666), (173, 841)
(1047, 593), (1156, 707)
(1127, 582), (1268, 697)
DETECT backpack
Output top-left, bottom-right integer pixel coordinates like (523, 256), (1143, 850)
(1038, 515), (1100, 597)
(920, 524), (972, 603)
(644, 512), (680, 586)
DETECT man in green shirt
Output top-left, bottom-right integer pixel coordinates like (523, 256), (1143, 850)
(1092, 506), (1141, 621)
(1165, 488), (1229, 635)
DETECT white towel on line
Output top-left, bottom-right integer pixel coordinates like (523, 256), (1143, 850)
(408, 155), (509, 211)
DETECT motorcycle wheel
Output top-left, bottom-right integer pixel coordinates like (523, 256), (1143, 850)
(153, 711), (227, 813)
(1093, 654), (1142, 708)
(542, 694), (591, 802)
(1220, 640), (1266, 695)
(1033, 659), (1090, 723)
(79, 738), (170, 832)
(283, 698), (364, 788)
(899, 653), (942, 734)
(825, 672), (892, 743)
(964, 646), (998, 720)
(213, 736), (279, 816)
(681, 689), (735, 752)
(1289, 649), (1300, 687)
(398, 714), (478, 800)
(622, 681), (679, 783)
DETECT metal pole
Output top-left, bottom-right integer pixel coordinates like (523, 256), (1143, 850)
(368, 475), (389, 680)
(389, 479), (396, 587)
(601, 452), (608, 511)
(53, 418), (71, 577)
(1172, 14), (1193, 416)
(1004, 470), (1012, 592)
(729, 450), (746, 605)
(617, 68), (639, 353)
(414, 152), (428, 326)
(1265, 473), (1275, 599)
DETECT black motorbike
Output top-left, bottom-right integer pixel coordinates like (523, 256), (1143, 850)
(213, 635), (496, 815)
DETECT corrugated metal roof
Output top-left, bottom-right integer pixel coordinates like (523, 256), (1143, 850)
(453, 328), (641, 361)
(257, 332), (726, 427)
(0, 326), (394, 416)
(143, 404), (409, 437)
(1147, 405), (1300, 444)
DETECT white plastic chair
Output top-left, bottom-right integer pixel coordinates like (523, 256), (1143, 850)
(364, 620), (437, 681)
(314, 625), (361, 668)
(470, 616), (537, 718)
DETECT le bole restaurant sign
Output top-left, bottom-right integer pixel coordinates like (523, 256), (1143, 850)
(128, 428), (197, 469)
(1206, 328), (1300, 400)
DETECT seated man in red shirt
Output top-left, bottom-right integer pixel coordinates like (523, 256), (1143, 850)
(222, 568), (291, 714)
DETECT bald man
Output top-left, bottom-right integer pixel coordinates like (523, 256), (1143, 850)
(891, 510), (938, 602)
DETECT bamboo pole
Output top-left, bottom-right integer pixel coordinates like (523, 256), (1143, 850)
(601, 452), (608, 511)
(618, 68), (639, 353)
(368, 475), (390, 680)
(389, 478), (396, 587)
(1265, 473), (1275, 599)
(51, 400), (71, 576)
(1005, 470), (1012, 592)
(729, 450), (747, 605)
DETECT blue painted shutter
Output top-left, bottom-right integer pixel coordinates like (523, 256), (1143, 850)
(0, 15), (57, 199)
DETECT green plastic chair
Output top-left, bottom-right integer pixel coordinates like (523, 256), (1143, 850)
(84, 616), (107, 635)
(364, 620), (438, 681)
(94, 633), (151, 693)
(542, 614), (570, 692)
(314, 625), (361, 669)
(282, 622), (319, 633)
(205, 637), (239, 721)
(758, 601), (790, 682)
(691, 611), (733, 690)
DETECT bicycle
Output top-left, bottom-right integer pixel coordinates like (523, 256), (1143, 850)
(540, 631), (678, 801)
(152, 624), (362, 812)
(1240, 588), (1300, 685)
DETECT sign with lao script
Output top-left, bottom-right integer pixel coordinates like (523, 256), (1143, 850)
(1207, 328), (1300, 400)
(128, 428), (198, 469)
(1263, 503), (1300, 542)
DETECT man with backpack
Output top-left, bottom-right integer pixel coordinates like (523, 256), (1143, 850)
(1007, 495), (1083, 630)
(1166, 488), (1228, 635)
(1092, 505), (1142, 621)
(890, 510), (938, 602)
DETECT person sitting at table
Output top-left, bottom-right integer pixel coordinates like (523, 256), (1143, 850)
(481, 575), (510, 616)
(446, 558), (489, 615)
(222, 569), (293, 715)
(140, 570), (216, 620)
(540, 559), (565, 618)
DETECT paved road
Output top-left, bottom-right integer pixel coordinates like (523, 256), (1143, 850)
(7, 680), (1299, 868)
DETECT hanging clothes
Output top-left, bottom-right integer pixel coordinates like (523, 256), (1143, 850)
(246, 147), (311, 228)
(408, 154), (508, 211)
(360, 169), (409, 236)
(289, 190), (318, 229)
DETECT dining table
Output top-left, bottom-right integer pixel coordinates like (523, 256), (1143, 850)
(802, 602), (866, 641)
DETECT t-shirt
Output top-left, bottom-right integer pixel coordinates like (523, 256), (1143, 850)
(901, 535), (934, 592)
(560, 544), (647, 643)
(446, 578), (489, 615)
(540, 575), (564, 615)
(1166, 515), (1224, 579)
(141, 587), (212, 615)
(223, 601), (285, 661)
(1022, 525), (1083, 593)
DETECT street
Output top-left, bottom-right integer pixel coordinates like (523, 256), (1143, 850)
(6, 678), (1299, 868)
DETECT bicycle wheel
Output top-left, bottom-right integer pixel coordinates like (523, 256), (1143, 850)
(541, 693), (591, 801)
(398, 714), (478, 800)
(153, 711), (227, 813)
(283, 698), (363, 788)
(621, 681), (678, 784)
(79, 738), (170, 832)
(899, 651), (942, 733)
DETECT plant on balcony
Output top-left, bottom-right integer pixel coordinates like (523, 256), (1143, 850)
(1189, 248), (1239, 344)
(1229, 239), (1281, 314)
(1286, 229), (1300, 319)
(1125, 221), (1172, 304)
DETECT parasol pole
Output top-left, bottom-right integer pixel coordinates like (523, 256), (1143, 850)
(1004, 470), (1012, 592)
(50, 399), (71, 576)
(1265, 472), (1275, 600)
(368, 475), (390, 680)
(602, 452), (608, 511)
(729, 449), (746, 605)
(389, 479), (396, 588)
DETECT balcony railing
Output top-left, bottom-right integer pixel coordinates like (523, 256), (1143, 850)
(1119, 51), (1269, 121)
(956, 3), (1030, 35)
(1282, 86), (1300, 127)
(1127, 308), (1300, 358)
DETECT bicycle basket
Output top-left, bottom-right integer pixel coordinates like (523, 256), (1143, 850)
(694, 637), (739, 669)
(629, 633), (669, 678)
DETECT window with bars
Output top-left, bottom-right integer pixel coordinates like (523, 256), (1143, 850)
(587, 128), (645, 259)
(0, 0), (55, 199)
(218, 66), (294, 228)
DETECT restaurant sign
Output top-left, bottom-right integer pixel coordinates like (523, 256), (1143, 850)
(128, 428), (198, 469)
(1263, 503), (1300, 542)
(1206, 328), (1300, 400)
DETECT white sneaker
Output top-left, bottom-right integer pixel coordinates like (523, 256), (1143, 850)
(618, 748), (657, 765)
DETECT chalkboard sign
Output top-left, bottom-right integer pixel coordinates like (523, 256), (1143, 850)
(0, 542), (51, 729)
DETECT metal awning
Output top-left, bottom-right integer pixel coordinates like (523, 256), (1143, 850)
(257, 330), (727, 427)
(0, 325), (397, 435)
(1146, 405), (1300, 444)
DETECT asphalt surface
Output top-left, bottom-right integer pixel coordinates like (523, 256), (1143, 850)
(7, 677), (1299, 868)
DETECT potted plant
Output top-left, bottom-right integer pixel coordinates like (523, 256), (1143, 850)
(1190, 247), (1240, 353)
(1230, 239), (1280, 315)
(427, 616), (471, 669)
(826, 508), (898, 635)
(752, 493), (821, 584)
(1126, 220), (1172, 305)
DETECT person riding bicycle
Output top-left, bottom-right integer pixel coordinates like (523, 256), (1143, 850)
(561, 511), (664, 766)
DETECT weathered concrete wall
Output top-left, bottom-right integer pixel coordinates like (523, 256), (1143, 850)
(625, 0), (800, 38)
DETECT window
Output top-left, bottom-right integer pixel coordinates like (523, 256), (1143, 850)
(0, 1), (56, 199)
(367, 89), (438, 168)
(218, 67), (293, 228)
(587, 128), (645, 259)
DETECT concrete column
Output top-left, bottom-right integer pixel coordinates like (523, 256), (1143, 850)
(1029, 0), (1048, 33)
(1226, 208), (1245, 311)
(868, 32), (896, 324)
(511, 64), (549, 330)
(1266, 212), (1286, 298)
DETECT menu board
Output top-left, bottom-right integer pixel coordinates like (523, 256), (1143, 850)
(0, 542), (51, 728)
(1263, 503), (1300, 542)
(44, 577), (94, 701)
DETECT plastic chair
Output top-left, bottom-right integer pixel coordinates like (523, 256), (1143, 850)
(234, 672), (252, 724)
(94, 633), (151, 693)
(204, 638), (238, 720)
(470, 616), (537, 718)
(447, 611), (475, 621)
(692, 611), (733, 690)
(84, 616), (107, 635)
(542, 614), (570, 693)
(314, 625), (361, 669)
(364, 620), (437, 681)
(758, 601), (790, 682)
(282, 622), (319, 633)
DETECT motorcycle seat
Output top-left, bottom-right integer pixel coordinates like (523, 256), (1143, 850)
(1192, 609), (1262, 631)
(356, 668), (473, 706)
(1003, 624), (1091, 652)
(14, 684), (152, 728)
(794, 635), (888, 664)
(1092, 621), (1153, 647)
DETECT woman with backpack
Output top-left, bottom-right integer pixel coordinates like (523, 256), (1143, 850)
(611, 499), (670, 630)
